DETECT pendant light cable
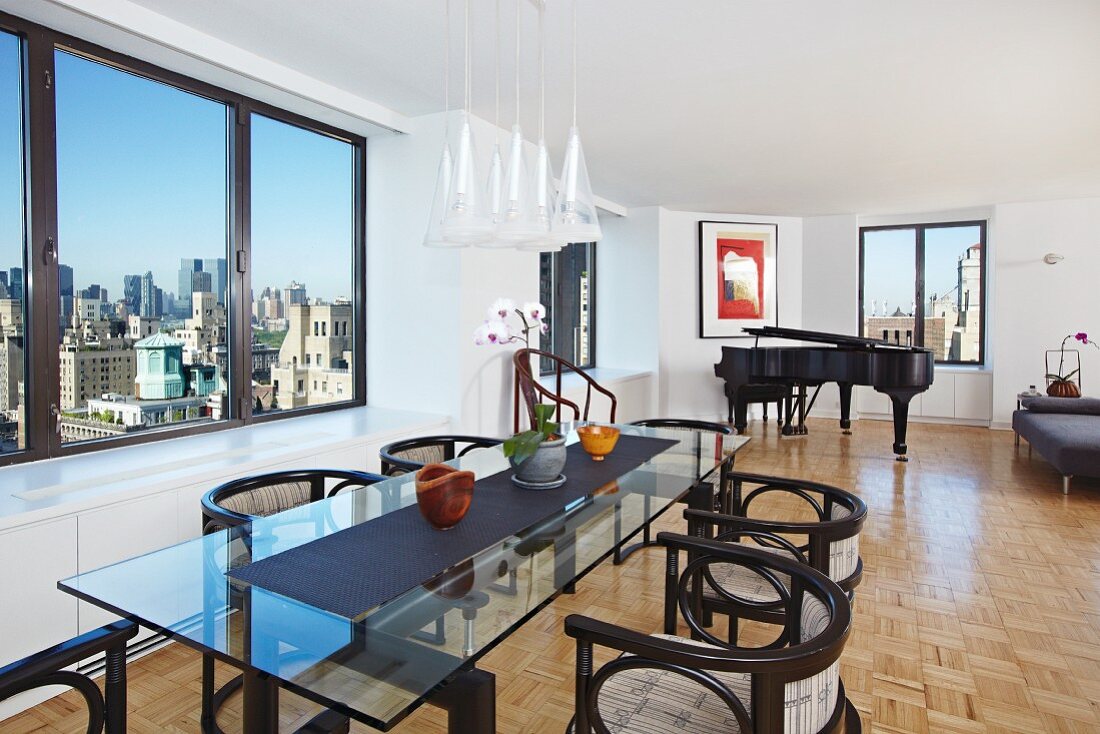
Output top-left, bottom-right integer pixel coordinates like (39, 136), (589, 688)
(514, 0), (521, 126)
(444, 0), (450, 133)
(538, 1), (545, 141)
(572, 0), (578, 127)
(464, 0), (471, 114)
(494, 0), (501, 131)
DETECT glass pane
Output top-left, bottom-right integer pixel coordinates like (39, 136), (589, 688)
(0, 31), (26, 453)
(250, 114), (355, 414)
(539, 242), (595, 372)
(925, 224), (983, 362)
(55, 50), (230, 444)
(861, 228), (917, 346)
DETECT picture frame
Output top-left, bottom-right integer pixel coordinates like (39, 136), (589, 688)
(698, 220), (778, 338)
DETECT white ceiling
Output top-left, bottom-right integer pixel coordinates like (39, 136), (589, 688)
(57, 0), (1100, 215)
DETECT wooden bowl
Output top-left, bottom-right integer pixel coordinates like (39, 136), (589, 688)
(576, 425), (621, 461)
(415, 464), (474, 530)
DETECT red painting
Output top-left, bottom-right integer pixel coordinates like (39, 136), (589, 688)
(716, 237), (765, 320)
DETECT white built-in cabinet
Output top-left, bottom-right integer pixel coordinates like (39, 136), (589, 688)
(855, 369), (993, 424)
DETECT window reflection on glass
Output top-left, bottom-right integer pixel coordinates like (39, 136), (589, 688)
(925, 225), (983, 363)
(861, 228), (917, 347)
(0, 31), (26, 453)
(540, 242), (595, 372)
(54, 50), (231, 443)
(250, 114), (356, 414)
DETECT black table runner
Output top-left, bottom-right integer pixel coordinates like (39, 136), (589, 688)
(228, 434), (678, 619)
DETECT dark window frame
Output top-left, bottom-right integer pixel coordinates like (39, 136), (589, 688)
(858, 220), (987, 366)
(0, 9), (367, 467)
(539, 242), (596, 374)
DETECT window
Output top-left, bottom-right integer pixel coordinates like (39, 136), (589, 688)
(0, 30), (26, 454)
(251, 113), (358, 415)
(0, 10), (365, 466)
(860, 221), (986, 364)
(54, 49), (230, 444)
(539, 242), (596, 372)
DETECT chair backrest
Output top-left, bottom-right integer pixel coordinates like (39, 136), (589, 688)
(512, 348), (617, 433)
(201, 469), (386, 534)
(378, 435), (503, 476)
(631, 418), (734, 435)
(569, 536), (853, 734)
(0, 620), (137, 733)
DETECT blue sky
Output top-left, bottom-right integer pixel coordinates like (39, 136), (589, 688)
(863, 225), (981, 316)
(1, 37), (354, 305)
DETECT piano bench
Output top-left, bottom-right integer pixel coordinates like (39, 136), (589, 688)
(725, 384), (790, 429)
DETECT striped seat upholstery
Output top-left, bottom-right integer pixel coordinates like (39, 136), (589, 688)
(390, 444), (447, 466)
(593, 596), (838, 734)
(216, 481), (311, 518)
(703, 545), (797, 603)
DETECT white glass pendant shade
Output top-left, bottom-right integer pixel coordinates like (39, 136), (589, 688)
(517, 139), (562, 252)
(423, 143), (465, 248)
(477, 141), (513, 248)
(552, 126), (602, 243)
(495, 125), (542, 243)
(440, 115), (494, 244)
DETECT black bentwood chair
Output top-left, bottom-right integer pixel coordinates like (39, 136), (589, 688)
(612, 419), (736, 565)
(681, 472), (867, 644)
(566, 536), (860, 733)
(0, 620), (137, 734)
(200, 468), (386, 734)
(378, 435), (503, 476)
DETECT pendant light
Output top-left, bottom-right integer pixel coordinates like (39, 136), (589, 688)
(440, 0), (494, 244)
(423, 0), (461, 248)
(552, 0), (602, 243)
(478, 0), (511, 247)
(518, 0), (562, 253)
(496, 0), (543, 244)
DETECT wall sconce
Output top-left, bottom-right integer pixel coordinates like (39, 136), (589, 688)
(1043, 253), (1064, 265)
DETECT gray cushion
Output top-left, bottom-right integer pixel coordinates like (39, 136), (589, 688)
(1012, 411), (1100, 477)
(1021, 396), (1100, 415)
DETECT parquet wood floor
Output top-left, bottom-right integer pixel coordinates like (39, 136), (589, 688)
(7, 418), (1100, 733)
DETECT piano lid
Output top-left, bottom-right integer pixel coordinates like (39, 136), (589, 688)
(742, 326), (932, 353)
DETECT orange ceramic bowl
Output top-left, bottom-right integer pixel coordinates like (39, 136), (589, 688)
(576, 425), (621, 461)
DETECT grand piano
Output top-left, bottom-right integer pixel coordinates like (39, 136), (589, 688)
(714, 326), (934, 461)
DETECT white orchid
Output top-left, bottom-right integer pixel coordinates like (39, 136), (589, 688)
(522, 301), (546, 322)
(474, 297), (547, 348)
(488, 297), (515, 321)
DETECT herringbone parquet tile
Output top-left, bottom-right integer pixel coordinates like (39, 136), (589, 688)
(7, 418), (1100, 733)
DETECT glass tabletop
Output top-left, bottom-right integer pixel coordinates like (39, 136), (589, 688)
(59, 424), (748, 730)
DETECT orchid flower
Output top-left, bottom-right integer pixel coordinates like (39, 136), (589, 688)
(1075, 332), (1089, 344)
(486, 320), (511, 344)
(473, 322), (493, 346)
(522, 302), (547, 322)
(488, 298), (515, 321)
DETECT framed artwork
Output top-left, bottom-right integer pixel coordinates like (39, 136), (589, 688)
(698, 220), (778, 338)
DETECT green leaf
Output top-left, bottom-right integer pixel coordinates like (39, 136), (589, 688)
(533, 403), (556, 433)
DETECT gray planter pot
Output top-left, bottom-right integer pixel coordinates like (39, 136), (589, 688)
(509, 435), (567, 483)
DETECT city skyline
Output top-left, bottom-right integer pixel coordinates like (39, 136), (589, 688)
(862, 225), (982, 314)
(1, 41), (355, 306)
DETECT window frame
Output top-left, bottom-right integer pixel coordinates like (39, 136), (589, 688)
(0, 10), (367, 467)
(539, 242), (597, 374)
(858, 220), (987, 366)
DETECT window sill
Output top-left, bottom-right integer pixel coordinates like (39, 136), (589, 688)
(537, 367), (653, 391)
(0, 405), (448, 532)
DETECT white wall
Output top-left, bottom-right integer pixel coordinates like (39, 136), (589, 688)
(990, 197), (1100, 426)
(658, 209), (804, 420)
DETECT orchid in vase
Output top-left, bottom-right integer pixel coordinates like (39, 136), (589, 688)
(1047, 332), (1099, 397)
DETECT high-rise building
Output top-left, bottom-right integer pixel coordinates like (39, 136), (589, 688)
(203, 257), (228, 306)
(7, 268), (23, 302)
(123, 274), (142, 314)
(0, 299), (23, 413)
(191, 270), (212, 295)
(58, 347), (136, 410)
(270, 301), (353, 409)
(177, 258), (202, 317)
(80, 284), (107, 302)
(58, 264), (73, 297)
(140, 271), (159, 317)
(285, 281), (307, 306)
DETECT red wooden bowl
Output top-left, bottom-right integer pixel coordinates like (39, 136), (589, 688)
(415, 464), (475, 530)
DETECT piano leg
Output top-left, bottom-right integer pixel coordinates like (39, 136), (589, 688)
(887, 391), (919, 462)
(838, 383), (853, 435)
(733, 395), (749, 435)
(782, 391), (794, 436)
(798, 384), (808, 435)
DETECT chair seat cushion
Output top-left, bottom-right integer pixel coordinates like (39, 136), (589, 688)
(596, 633), (750, 733)
(703, 544), (796, 603)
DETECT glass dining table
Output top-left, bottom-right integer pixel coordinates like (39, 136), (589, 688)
(59, 424), (749, 733)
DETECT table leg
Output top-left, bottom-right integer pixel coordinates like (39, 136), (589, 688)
(433, 668), (496, 733)
(241, 669), (279, 733)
